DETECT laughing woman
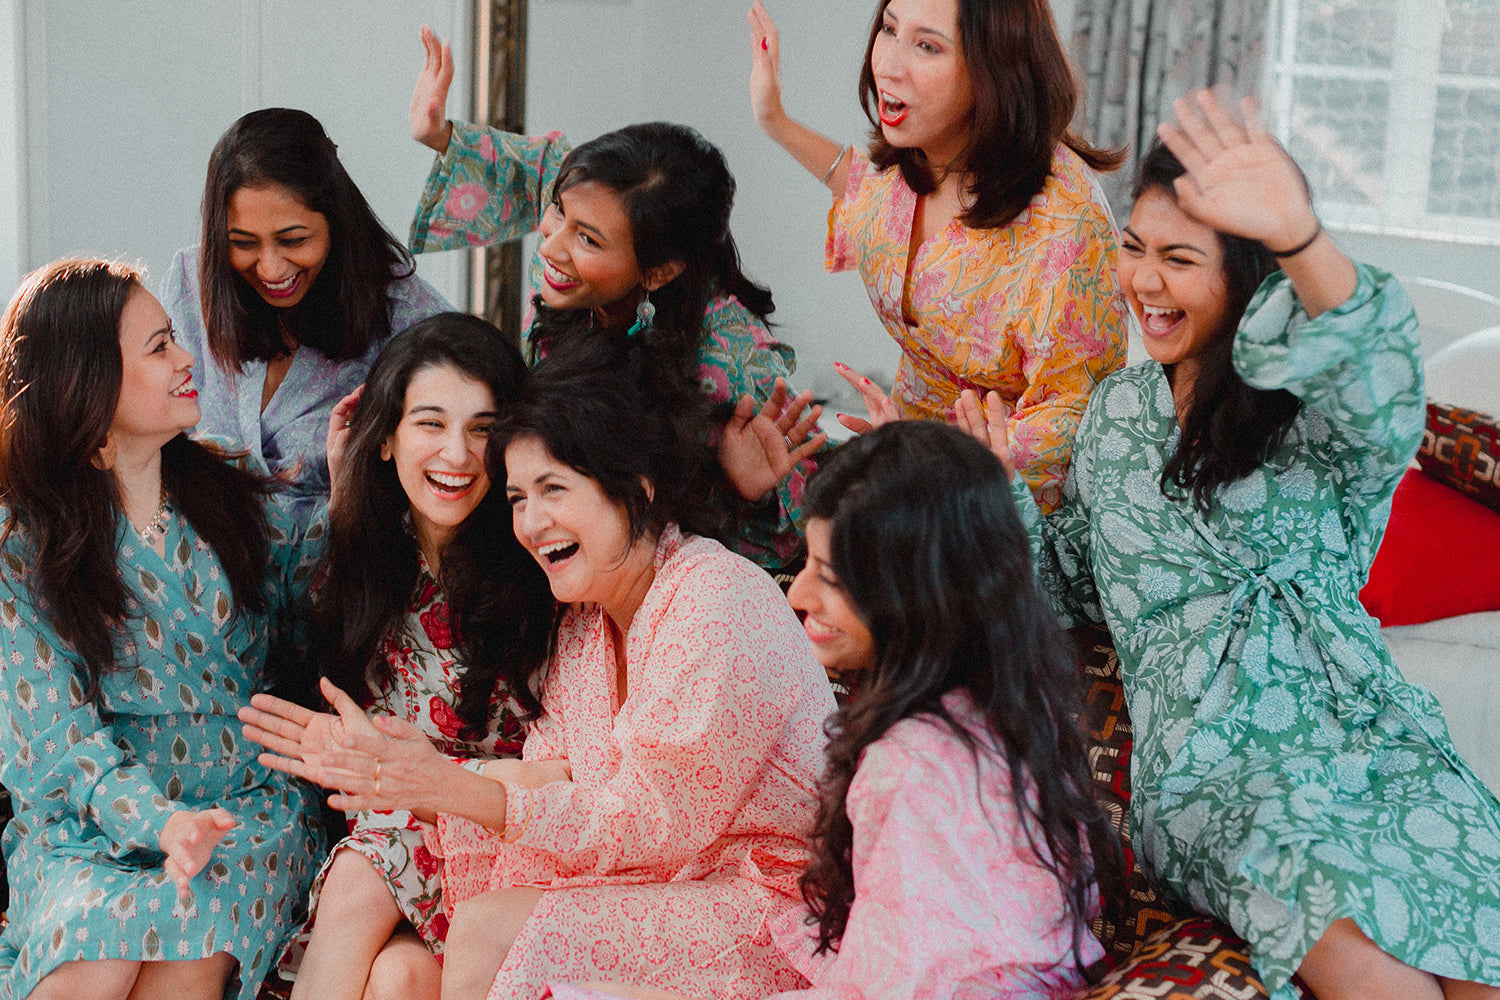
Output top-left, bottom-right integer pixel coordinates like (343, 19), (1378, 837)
(999, 92), (1500, 1000)
(0, 260), (323, 1000)
(747, 0), (1127, 512)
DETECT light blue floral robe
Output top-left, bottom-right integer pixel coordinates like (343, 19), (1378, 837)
(1019, 266), (1500, 997)
(409, 124), (810, 573)
(0, 498), (327, 1000)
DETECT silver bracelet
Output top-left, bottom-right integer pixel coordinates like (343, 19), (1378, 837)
(820, 145), (850, 186)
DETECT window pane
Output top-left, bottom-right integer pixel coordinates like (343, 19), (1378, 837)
(1287, 78), (1389, 208)
(1294, 0), (1398, 68)
(1429, 86), (1500, 219)
(1441, 0), (1500, 75)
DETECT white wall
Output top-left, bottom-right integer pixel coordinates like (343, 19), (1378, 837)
(527, 0), (897, 399)
(5, 1), (469, 307)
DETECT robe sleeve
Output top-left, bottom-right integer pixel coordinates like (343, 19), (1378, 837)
(0, 556), (181, 853)
(1013, 418), (1105, 630)
(409, 123), (572, 254)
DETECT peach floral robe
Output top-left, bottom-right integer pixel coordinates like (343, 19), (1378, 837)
(826, 145), (1128, 512)
(431, 527), (835, 1000)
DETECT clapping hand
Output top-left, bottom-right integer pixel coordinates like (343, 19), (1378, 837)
(718, 377), (826, 502)
(410, 24), (455, 153)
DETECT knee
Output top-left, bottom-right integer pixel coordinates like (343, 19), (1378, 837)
(317, 849), (397, 919)
(26, 960), (139, 1000)
(365, 945), (439, 1000)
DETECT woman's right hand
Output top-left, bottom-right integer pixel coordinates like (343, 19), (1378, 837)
(159, 808), (236, 902)
(325, 384), (363, 503)
(747, 0), (787, 134)
(410, 24), (455, 154)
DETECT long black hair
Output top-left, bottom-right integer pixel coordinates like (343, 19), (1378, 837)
(529, 122), (773, 394)
(858, 0), (1123, 228)
(0, 259), (277, 702)
(315, 313), (553, 733)
(1135, 141), (1303, 515)
(199, 107), (415, 370)
(796, 422), (1119, 965)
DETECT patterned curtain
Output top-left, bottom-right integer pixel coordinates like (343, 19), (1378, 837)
(1069, 0), (1272, 208)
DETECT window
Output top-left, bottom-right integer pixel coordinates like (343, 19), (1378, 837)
(1266, 0), (1500, 245)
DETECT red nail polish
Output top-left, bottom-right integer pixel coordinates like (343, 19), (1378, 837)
(761, 37), (768, 50)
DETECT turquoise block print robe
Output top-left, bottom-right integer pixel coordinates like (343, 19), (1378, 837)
(1018, 266), (1500, 998)
(0, 498), (326, 1000)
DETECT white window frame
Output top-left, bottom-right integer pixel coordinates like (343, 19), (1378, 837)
(1265, 0), (1500, 247)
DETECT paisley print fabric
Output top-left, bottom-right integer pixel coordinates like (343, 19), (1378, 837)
(0, 499), (326, 1000)
(409, 125), (811, 572)
(1019, 267), (1500, 998)
(826, 145), (1128, 512)
(430, 527), (834, 999)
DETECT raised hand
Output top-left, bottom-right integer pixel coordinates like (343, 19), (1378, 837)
(954, 389), (1015, 479)
(718, 377), (827, 502)
(1156, 90), (1317, 252)
(747, 0), (786, 134)
(410, 24), (455, 153)
(832, 362), (899, 435)
(238, 688), (348, 772)
(325, 383), (363, 502)
(159, 808), (236, 902)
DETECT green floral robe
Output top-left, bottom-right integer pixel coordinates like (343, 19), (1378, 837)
(1019, 266), (1500, 998)
(0, 499), (326, 1000)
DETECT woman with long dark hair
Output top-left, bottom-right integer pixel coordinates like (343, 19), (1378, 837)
(283, 314), (554, 1000)
(0, 259), (322, 1000)
(408, 27), (822, 576)
(747, 0), (1127, 513)
(999, 91), (1500, 1000)
(160, 107), (451, 527)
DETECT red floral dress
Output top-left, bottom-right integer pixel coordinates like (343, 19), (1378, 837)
(288, 561), (527, 965)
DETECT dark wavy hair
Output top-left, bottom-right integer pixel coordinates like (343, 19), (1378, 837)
(0, 259), (277, 702)
(530, 122), (774, 396)
(859, 0), (1123, 228)
(198, 107), (415, 370)
(493, 336), (717, 548)
(316, 314), (554, 733)
(1134, 141), (1303, 515)
(796, 422), (1119, 966)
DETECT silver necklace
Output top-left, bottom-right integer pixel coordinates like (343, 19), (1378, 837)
(137, 488), (172, 545)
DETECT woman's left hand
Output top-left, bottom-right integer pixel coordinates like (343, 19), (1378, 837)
(718, 377), (826, 502)
(954, 389), (1015, 479)
(159, 808), (237, 903)
(325, 384), (363, 502)
(832, 361), (899, 434)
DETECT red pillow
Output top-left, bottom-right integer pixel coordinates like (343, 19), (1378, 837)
(1361, 468), (1500, 626)
(1418, 402), (1500, 514)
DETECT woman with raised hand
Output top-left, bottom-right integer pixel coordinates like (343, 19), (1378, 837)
(747, 0), (1127, 513)
(408, 26), (822, 576)
(161, 107), (451, 529)
(0, 259), (323, 1000)
(282, 314), (554, 1000)
(993, 89), (1500, 1000)
(242, 344), (835, 1000)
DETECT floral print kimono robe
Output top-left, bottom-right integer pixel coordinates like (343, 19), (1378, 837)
(1019, 267), (1500, 998)
(430, 528), (835, 1000)
(409, 125), (811, 574)
(827, 145), (1128, 513)
(0, 498), (326, 1000)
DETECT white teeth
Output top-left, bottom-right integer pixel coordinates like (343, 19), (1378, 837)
(1142, 305), (1180, 317)
(542, 259), (577, 285)
(262, 273), (298, 291)
(427, 471), (474, 489)
(537, 541), (574, 557)
(171, 379), (195, 396)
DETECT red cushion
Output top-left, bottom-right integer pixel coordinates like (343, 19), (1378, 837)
(1361, 468), (1500, 626)
(1418, 402), (1500, 514)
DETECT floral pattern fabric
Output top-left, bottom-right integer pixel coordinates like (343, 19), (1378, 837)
(768, 689), (1103, 1000)
(1018, 266), (1500, 998)
(159, 247), (452, 531)
(430, 527), (835, 1000)
(409, 125), (811, 572)
(827, 145), (1128, 512)
(0, 498), (326, 1000)
(291, 561), (527, 962)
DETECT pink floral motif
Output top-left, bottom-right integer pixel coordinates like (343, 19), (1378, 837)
(420, 600), (458, 649)
(1039, 236), (1084, 285)
(478, 132), (498, 163)
(445, 183), (490, 222)
(429, 695), (464, 739)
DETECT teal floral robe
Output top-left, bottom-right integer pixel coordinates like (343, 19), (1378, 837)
(1019, 266), (1500, 997)
(409, 124), (811, 574)
(0, 499), (326, 1000)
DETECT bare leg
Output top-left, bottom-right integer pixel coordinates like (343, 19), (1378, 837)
(127, 953), (238, 1000)
(26, 959), (140, 1000)
(292, 848), (406, 1000)
(1297, 918), (1443, 1000)
(1439, 979), (1500, 999)
(364, 928), (441, 1000)
(440, 887), (544, 1000)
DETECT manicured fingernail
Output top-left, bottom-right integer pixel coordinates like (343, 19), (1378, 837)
(761, 37), (768, 50)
